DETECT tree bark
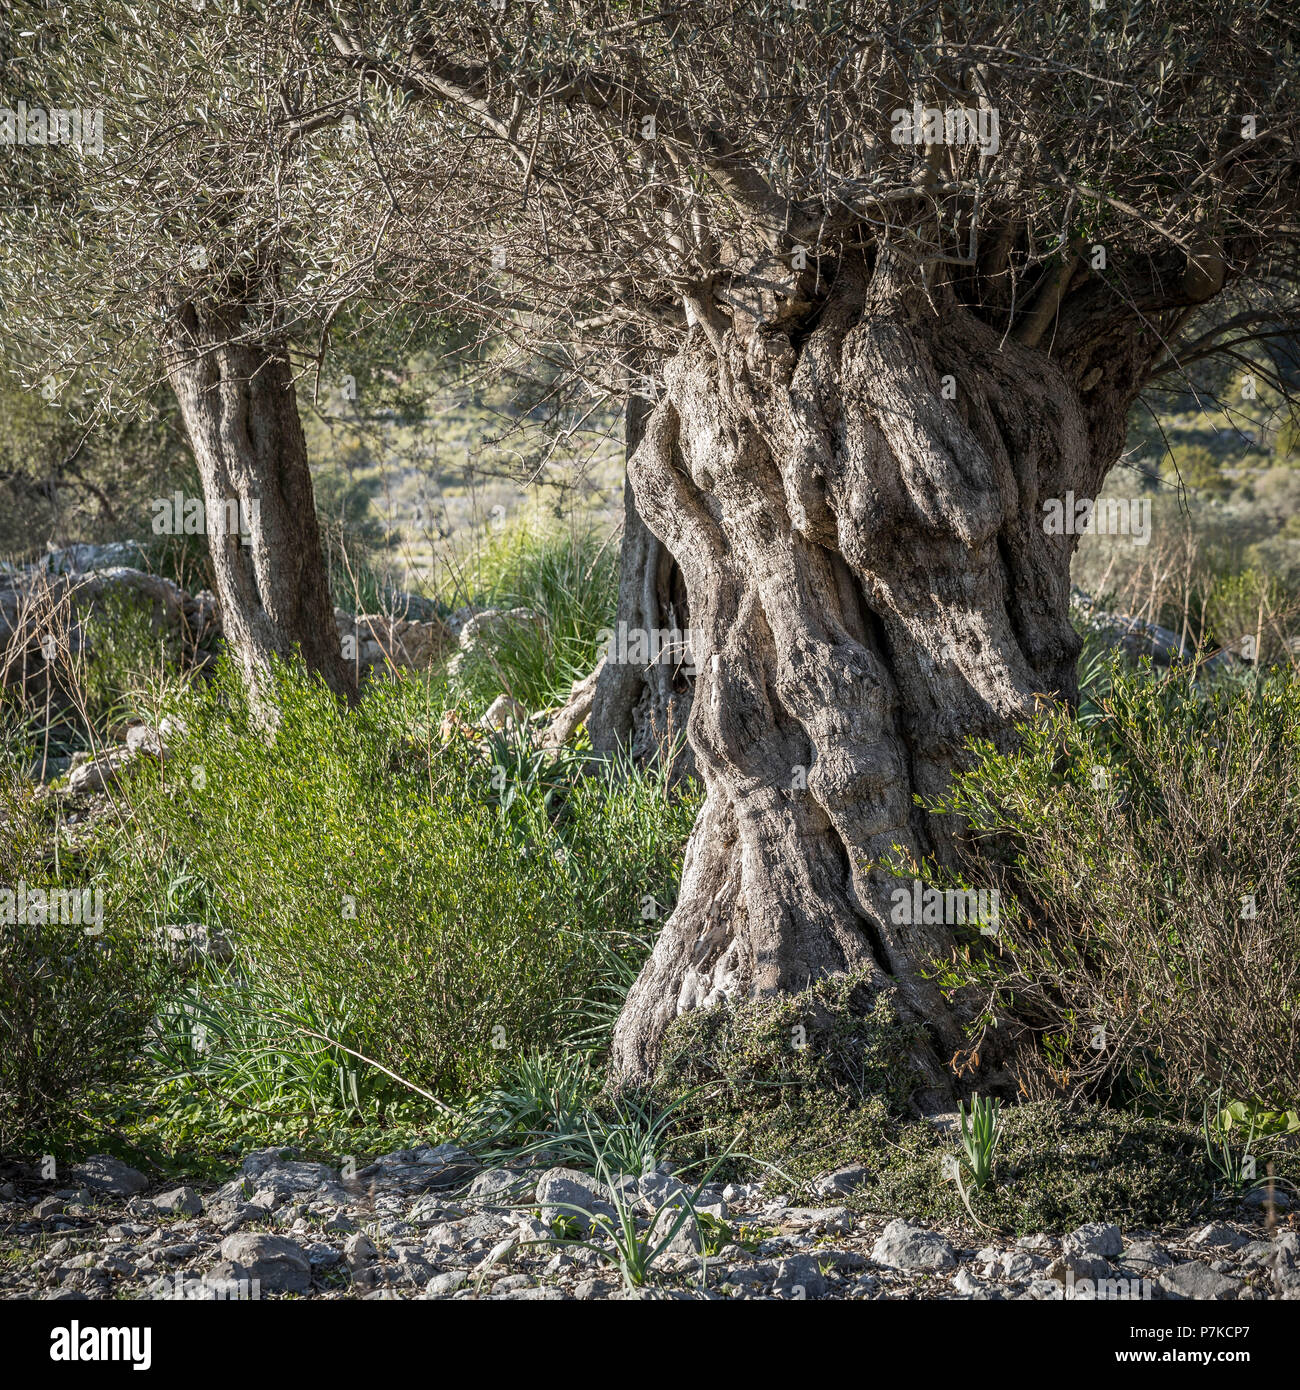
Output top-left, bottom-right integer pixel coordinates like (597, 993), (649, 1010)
(610, 252), (1150, 1098)
(548, 385), (695, 773)
(162, 302), (356, 710)
(588, 389), (694, 770)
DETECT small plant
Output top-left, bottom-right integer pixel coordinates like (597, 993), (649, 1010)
(1203, 1088), (1263, 1195)
(522, 1124), (728, 1290)
(944, 1094), (1002, 1228)
(958, 1093), (1002, 1192)
(695, 1211), (734, 1257)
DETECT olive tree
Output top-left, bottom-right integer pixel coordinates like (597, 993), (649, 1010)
(294, 0), (1300, 1093)
(0, 6), (355, 707)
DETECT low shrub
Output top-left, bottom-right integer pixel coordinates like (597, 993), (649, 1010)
(650, 968), (926, 1184)
(929, 662), (1300, 1117)
(0, 915), (161, 1153)
(76, 659), (697, 1137)
(873, 1101), (1222, 1233)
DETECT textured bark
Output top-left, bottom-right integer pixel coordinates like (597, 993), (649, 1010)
(610, 252), (1151, 1097)
(162, 303), (356, 710)
(564, 388), (695, 772)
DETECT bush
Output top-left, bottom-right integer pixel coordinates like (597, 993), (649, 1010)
(0, 897), (162, 1151)
(929, 662), (1300, 1116)
(873, 1101), (1220, 1233)
(0, 921), (161, 1152)
(647, 968), (1230, 1232)
(650, 968), (925, 1183)
(81, 659), (698, 1126)
(0, 741), (167, 1152)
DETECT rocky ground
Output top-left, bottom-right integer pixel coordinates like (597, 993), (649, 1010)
(3, 1149), (1297, 1302)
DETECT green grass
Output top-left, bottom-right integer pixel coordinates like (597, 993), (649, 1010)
(441, 516), (621, 712)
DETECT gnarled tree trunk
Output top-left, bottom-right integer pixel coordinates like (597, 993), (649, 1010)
(610, 253), (1147, 1099)
(587, 391), (695, 771)
(162, 302), (356, 710)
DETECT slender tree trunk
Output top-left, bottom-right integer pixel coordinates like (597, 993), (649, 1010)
(162, 302), (356, 710)
(610, 253), (1148, 1097)
(545, 383), (695, 771)
(587, 389), (695, 772)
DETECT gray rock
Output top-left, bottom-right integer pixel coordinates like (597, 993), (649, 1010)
(426, 1269), (468, 1296)
(1063, 1222), (1123, 1259)
(1236, 1240), (1276, 1267)
(637, 1172), (689, 1209)
(1188, 1222), (1251, 1252)
(870, 1219), (956, 1271)
(507, 1214), (552, 1243)
(773, 1255), (828, 1299)
(467, 1167), (532, 1206)
(71, 1156), (149, 1197)
(343, 1232), (377, 1264)
(1048, 1253), (1115, 1285)
(953, 1267), (992, 1298)
(536, 1167), (614, 1232)
(391, 1245), (438, 1284)
(998, 1249), (1048, 1281)
(1241, 1185), (1291, 1212)
(67, 749), (136, 795)
(200, 1261), (259, 1299)
(780, 1205), (854, 1232)
(491, 1272), (532, 1294)
(440, 1211), (513, 1247)
(1121, 1239), (1172, 1271)
(152, 1186), (203, 1217)
(216, 1203), (261, 1235)
(1274, 1233), (1300, 1299)
(648, 1205), (701, 1256)
(242, 1151), (339, 1183)
(355, 1144), (478, 1194)
(813, 1165), (870, 1197)
(817, 1249), (870, 1272)
(1159, 1261), (1243, 1301)
(218, 1233), (312, 1294)
(498, 1283), (564, 1300)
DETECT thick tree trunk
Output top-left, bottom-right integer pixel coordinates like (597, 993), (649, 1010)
(610, 253), (1137, 1099)
(162, 303), (356, 710)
